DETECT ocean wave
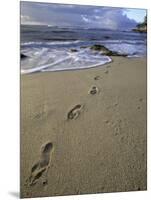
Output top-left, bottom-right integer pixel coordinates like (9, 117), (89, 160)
(21, 40), (82, 47)
(104, 42), (146, 56)
(21, 38), (146, 74)
(21, 58), (112, 74)
(21, 48), (112, 74)
(21, 39), (146, 52)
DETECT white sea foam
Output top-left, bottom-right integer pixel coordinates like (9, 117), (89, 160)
(21, 39), (146, 46)
(21, 39), (146, 74)
(21, 47), (112, 74)
(21, 26), (146, 74)
(21, 40), (82, 47)
(104, 42), (146, 56)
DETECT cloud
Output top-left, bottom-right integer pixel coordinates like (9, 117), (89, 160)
(20, 2), (143, 30)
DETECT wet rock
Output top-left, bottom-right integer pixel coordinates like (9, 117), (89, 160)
(104, 36), (110, 39)
(90, 44), (127, 57)
(21, 53), (28, 59)
(70, 49), (78, 52)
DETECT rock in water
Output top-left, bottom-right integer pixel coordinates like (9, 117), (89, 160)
(21, 53), (28, 59)
(70, 49), (78, 52)
(90, 44), (127, 57)
(90, 44), (109, 52)
(104, 36), (110, 39)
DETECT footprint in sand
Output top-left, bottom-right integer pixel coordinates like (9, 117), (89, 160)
(67, 104), (83, 120)
(88, 86), (99, 95)
(94, 75), (100, 80)
(137, 98), (143, 110)
(139, 98), (143, 102)
(137, 106), (141, 110)
(104, 70), (109, 74)
(28, 142), (53, 186)
(105, 119), (122, 136)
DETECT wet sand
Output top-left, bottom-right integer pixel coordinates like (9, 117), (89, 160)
(20, 56), (147, 198)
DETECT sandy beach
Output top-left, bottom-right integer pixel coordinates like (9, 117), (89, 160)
(20, 56), (147, 198)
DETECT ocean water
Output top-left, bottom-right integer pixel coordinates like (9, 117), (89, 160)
(21, 25), (147, 74)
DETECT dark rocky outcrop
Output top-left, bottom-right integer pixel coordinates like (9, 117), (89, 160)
(90, 44), (127, 57)
(21, 53), (28, 59)
(70, 49), (78, 52)
(104, 36), (110, 39)
(133, 16), (147, 33)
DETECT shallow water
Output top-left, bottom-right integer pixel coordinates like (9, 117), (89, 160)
(21, 25), (147, 74)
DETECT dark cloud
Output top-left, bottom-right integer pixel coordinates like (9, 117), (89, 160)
(21, 1), (137, 30)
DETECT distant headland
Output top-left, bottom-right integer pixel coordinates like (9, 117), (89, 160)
(133, 16), (147, 33)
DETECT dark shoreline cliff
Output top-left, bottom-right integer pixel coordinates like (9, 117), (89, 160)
(133, 16), (147, 33)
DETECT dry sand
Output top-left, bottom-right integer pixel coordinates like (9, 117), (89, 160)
(20, 56), (147, 198)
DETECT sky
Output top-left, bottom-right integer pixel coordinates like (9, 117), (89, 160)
(21, 1), (147, 30)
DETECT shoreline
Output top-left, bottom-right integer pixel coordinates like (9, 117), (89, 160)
(21, 56), (146, 75)
(21, 56), (147, 198)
